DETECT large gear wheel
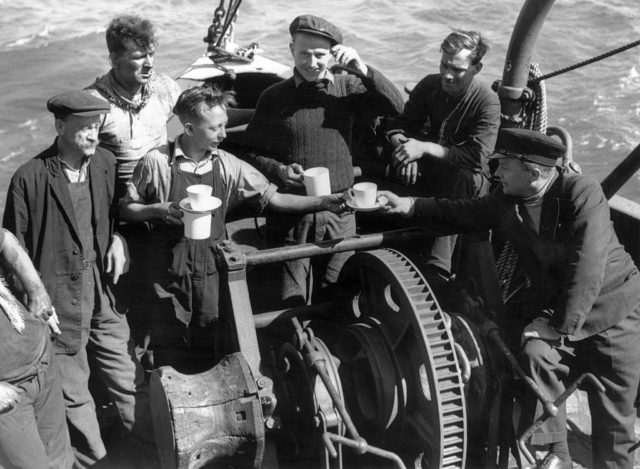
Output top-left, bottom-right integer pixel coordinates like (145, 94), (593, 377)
(332, 248), (467, 469)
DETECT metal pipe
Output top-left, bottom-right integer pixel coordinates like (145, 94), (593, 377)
(253, 302), (334, 329)
(601, 143), (640, 199)
(290, 316), (368, 454)
(323, 433), (407, 469)
(486, 327), (558, 418)
(245, 228), (431, 266)
(546, 126), (579, 173)
(517, 373), (604, 464)
(500, 0), (556, 118)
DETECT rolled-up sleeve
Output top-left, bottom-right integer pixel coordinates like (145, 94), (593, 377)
(122, 150), (172, 205)
(218, 152), (278, 213)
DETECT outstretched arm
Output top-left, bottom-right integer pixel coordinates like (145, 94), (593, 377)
(377, 189), (498, 234)
(267, 192), (346, 214)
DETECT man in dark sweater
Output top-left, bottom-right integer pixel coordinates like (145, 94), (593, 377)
(386, 30), (501, 286)
(243, 14), (403, 306)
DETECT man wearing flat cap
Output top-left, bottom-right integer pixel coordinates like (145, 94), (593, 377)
(3, 90), (152, 466)
(379, 128), (640, 469)
(244, 14), (403, 307)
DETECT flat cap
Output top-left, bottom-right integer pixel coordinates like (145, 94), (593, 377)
(47, 90), (110, 118)
(289, 14), (342, 45)
(488, 128), (566, 167)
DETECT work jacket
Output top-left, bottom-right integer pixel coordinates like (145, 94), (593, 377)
(413, 169), (640, 340)
(3, 142), (119, 353)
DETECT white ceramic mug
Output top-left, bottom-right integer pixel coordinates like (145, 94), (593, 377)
(183, 211), (212, 240)
(186, 184), (213, 211)
(350, 182), (377, 208)
(303, 167), (331, 196)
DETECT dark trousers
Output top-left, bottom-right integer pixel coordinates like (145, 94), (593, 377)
(388, 156), (488, 276)
(520, 304), (640, 468)
(266, 210), (356, 307)
(0, 347), (74, 469)
(418, 156), (489, 273)
(56, 283), (152, 467)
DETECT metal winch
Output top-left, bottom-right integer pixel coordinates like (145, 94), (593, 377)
(148, 230), (515, 469)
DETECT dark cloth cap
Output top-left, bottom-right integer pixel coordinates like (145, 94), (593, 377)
(47, 90), (110, 118)
(289, 14), (342, 45)
(488, 128), (566, 167)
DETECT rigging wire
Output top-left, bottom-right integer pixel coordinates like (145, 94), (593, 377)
(530, 38), (640, 84)
(216, 0), (243, 47)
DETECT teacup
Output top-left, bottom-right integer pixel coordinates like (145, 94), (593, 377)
(303, 167), (331, 196)
(350, 182), (377, 208)
(183, 211), (212, 240)
(186, 184), (213, 211)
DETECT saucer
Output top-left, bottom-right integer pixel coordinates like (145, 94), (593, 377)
(179, 196), (222, 213)
(345, 200), (383, 212)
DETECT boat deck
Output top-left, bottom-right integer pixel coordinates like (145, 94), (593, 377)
(93, 215), (640, 468)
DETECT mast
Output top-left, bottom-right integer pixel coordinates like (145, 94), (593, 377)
(498, 0), (556, 123)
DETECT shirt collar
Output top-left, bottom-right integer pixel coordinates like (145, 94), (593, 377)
(170, 134), (216, 165)
(57, 155), (91, 183)
(293, 67), (334, 88)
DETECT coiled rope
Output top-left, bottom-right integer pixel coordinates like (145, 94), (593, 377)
(529, 38), (640, 84)
(524, 63), (547, 133)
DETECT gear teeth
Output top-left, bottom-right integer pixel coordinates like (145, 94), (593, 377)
(352, 248), (467, 468)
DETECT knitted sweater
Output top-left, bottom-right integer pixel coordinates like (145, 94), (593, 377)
(244, 66), (402, 193)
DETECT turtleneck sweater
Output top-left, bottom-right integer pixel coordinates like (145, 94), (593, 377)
(521, 171), (558, 233)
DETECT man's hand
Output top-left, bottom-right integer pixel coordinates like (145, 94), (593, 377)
(164, 201), (184, 225)
(106, 232), (130, 285)
(278, 163), (305, 189)
(395, 161), (420, 185)
(377, 190), (414, 217)
(0, 382), (21, 415)
(391, 138), (427, 168)
(389, 133), (408, 148)
(46, 308), (61, 335)
(27, 288), (60, 335)
(27, 287), (52, 321)
(321, 192), (348, 214)
(521, 317), (563, 345)
(331, 45), (368, 75)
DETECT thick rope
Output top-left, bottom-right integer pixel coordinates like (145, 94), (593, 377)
(524, 63), (547, 133)
(530, 38), (640, 84)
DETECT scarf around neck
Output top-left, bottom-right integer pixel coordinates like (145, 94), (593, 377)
(91, 70), (158, 113)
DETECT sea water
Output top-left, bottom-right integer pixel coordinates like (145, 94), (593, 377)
(1, 0), (640, 210)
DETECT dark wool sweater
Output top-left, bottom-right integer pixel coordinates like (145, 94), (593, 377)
(387, 74), (500, 173)
(244, 66), (403, 193)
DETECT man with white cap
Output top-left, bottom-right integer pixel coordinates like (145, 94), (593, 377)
(379, 127), (640, 469)
(3, 90), (152, 467)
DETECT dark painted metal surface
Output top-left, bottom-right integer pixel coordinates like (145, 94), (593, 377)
(243, 229), (432, 266)
(499, 0), (556, 119)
